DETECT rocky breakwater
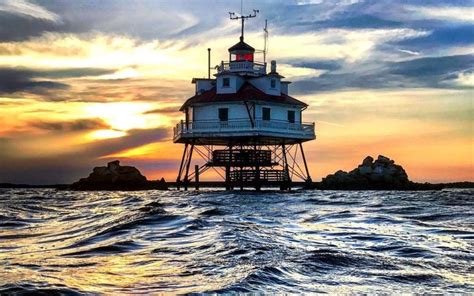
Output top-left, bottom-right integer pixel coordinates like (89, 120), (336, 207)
(319, 155), (442, 190)
(71, 160), (167, 190)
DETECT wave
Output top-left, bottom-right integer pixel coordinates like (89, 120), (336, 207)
(0, 188), (472, 294)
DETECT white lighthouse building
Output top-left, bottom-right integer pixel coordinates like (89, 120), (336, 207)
(173, 10), (315, 190)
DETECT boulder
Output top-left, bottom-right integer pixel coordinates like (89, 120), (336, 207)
(319, 155), (413, 190)
(70, 160), (168, 191)
(361, 156), (373, 167)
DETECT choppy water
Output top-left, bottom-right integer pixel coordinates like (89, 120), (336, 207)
(0, 188), (473, 294)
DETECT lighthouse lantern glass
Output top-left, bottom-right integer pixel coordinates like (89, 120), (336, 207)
(231, 53), (253, 62)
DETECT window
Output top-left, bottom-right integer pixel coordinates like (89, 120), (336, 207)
(222, 77), (230, 88)
(262, 107), (271, 121)
(288, 110), (295, 123)
(218, 108), (228, 121)
(236, 53), (254, 61)
(270, 79), (276, 89)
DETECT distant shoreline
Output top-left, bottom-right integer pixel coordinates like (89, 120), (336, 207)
(1, 181), (473, 190)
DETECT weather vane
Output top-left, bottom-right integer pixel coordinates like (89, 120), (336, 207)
(229, 9), (259, 41)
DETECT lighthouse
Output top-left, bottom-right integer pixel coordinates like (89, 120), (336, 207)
(173, 10), (315, 190)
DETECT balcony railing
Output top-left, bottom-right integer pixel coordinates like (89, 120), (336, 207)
(217, 61), (266, 74)
(173, 119), (315, 141)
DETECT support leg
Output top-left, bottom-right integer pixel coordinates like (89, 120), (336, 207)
(240, 145), (244, 191)
(281, 144), (291, 191)
(225, 145), (233, 190)
(194, 164), (200, 191)
(183, 144), (194, 191)
(254, 144), (261, 191)
(176, 144), (188, 190)
(299, 142), (312, 184)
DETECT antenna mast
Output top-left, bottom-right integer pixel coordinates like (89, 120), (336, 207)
(229, 9), (259, 41)
(263, 19), (268, 63)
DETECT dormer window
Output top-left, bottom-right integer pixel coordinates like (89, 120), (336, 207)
(270, 79), (276, 89)
(222, 77), (230, 88)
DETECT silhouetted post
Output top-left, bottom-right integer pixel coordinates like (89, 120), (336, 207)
(184, 144), (194, 191)
(255, 144), (261, 191)
(207, 48), (211, 79)
(195, 165), (200, 190)
(225, 145), (233, 190)
(281, 144), (290, 191)
(299, 142), (312, 184)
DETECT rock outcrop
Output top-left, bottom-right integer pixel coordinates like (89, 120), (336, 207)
(70, 160), (167, 191)
(318, 155), (432, 190)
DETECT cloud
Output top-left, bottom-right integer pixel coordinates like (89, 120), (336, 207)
(405, 5), (474, 23)
(39, 68), (116, 79)
(324, 14), (402, 29)
(143, 106), (182, 115)
(0, 0), (60, 22)
(395, 25), (474, 54)
(0, 67), (117, 96)
(30, 118), (110, 132)
(389, 54), (474, 78)
(0, 67), (69, 94)
(0, 12), (62, 41)
(289, 60), (343, 71)
(0, 0), (215, 42)
(291, 54), (474, 94)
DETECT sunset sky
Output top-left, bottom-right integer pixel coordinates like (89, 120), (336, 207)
(0, 0), (472, 184)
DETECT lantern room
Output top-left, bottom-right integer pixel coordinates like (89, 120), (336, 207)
(228, 36), (255, 62)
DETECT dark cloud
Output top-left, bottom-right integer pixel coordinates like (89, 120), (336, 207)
(395, 25), (474, 52)
(0, 68), (69, 94)
(389, 54), (474, 78)
(0, 12), (62, 41)
(143, 106), (181, 115)
(291, 54), (474, 94)
(289, 60), (343, 71)
(325, 14), (401, 28)
(291, 14), (402, 32)
(258, 0), (474, 38)
(30, 118), (110, 132)
(0, 67), (115, 95)
(39, 68), (115, 79)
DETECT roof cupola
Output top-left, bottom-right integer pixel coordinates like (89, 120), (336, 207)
(228, 37), (255, 62)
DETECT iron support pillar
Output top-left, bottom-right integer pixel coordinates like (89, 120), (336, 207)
(176, 143), (188, 190)
(281, 144), (291, 191)
(183, 144), (194, 191)
(254, 144), (261, 191)
(225, 145), (233, 190)
(194, 164), (200, 190)
(299, 142), (312, 183)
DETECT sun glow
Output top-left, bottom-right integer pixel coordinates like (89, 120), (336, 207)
(87, 129), (127, 140)
(84, 102), (160, 131)
(101, 141), (179, 159)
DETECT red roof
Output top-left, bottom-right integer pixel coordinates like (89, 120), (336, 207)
(180, 82), (307, 111)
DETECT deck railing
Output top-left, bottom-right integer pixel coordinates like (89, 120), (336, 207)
(173, 119), (315, 140)
(218, 61), (266, 74)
